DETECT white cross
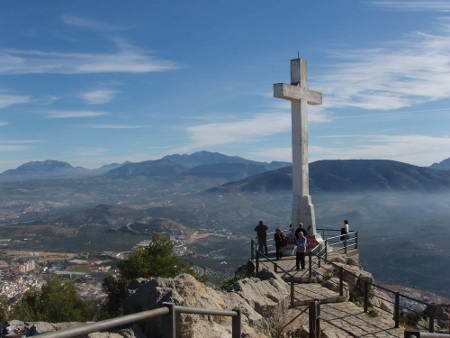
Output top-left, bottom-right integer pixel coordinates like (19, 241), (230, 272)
(273, 58), (322, 234)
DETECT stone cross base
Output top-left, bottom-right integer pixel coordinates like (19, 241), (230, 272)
(292, 194), (317, 235)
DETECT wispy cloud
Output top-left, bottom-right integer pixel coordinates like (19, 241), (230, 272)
(249, 134), (450, 166)
(370, 1), (450, 12)
(0, 38), (177, 75)
(79, 89), (119, 104)
(0, 93), (31, 108)
(317, 20), (450, 111)
(85, 124), (148, 129)
(71, 147), (107, 157)
(45, 110), (108, 118)
(0, 121), (7, 127)
(0, 139), (41, 152)
(174, 112), (291, 153)
(61, 15), (128, 31)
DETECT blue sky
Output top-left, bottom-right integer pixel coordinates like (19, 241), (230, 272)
(1, 0), (450, 171)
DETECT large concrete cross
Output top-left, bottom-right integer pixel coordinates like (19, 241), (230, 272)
(273, 58), (322, 235)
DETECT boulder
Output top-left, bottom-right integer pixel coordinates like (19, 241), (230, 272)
(124, 273), (291, 337)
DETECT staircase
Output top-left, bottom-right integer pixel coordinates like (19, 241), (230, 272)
(257, 252), (405, 337)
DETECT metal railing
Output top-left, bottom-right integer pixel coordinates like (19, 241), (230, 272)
(405, 331), (450, 337)
(36, 303), (241, 338)
(310, 248), (441, 333)
(250, 227), (446, 334)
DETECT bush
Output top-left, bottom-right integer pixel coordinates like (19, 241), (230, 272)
(10, 277), (95, 322)
(220, 275), (243, 290)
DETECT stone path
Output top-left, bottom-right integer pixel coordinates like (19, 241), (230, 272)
(256, 252), (404, 337)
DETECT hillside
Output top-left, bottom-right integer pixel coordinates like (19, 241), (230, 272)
(431, 157), (450, 171)
(0, 160), (88, 181)
(211, 159), (450, 193)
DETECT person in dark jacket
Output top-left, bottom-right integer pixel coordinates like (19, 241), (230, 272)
(296, 231), (308, 270)
(254, 221), (268, 255)
(294, 222), (308, 240)
(274, 228), (286, 260)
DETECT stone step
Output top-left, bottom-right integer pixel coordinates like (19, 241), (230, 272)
(284, 301), (404, 337)
(293, 283), (348, 306)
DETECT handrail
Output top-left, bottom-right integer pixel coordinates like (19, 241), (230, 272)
(405, 330), (450, 337)
(36, 304), (241, 338)
(36, 307), (170, 338)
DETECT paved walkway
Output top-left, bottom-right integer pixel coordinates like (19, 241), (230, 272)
(256, 251), (404, 337)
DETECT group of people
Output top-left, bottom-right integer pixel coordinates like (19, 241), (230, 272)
(254, 220), (351, 271)
(254, 221), (310, 270)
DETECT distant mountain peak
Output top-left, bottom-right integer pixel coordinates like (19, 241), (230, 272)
(430, 157), (450, 171)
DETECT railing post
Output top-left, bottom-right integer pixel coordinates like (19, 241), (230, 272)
(309, 253), (312, 280)
(232, 308), (241, 338)
(355, 232), (359, 249)
(394, 292), (400, 328)
(309, 300), (320, 338)
(274, 262), (278, 273)
(339, 267), (344, 297)
(251, 238), (255, 260)
(290, 281), (295, 307)
(344, 238), (348, 254)
(325, 240), (328, 261)
(255, 250), (260, 273)
(364, 280), (369, 313)
(429, 314), (435, 333)
(162, 303), (176, 338)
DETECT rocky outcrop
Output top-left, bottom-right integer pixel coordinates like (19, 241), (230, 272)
(124, 272), (291, 338)
(2, 320), (144, 338)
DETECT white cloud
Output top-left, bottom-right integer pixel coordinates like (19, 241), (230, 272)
(0, 94), (31, 108)
(62, 15), (127, 31)
(71, 147), (107, 157)
(79, 89), (118, 104)
(370, 1), (450, 12)
(45, 110), (108, 118)
(317, 20), (450, 111)
(173, 112), (292, 153)
(250, 147), (292, 162)
(0, 38), (176, 75)
(85, 124), (148, 129)
(0, 121), (7, 127)
(175, 108), (331, 153)
(0, 139), (41, 144)
(310, 134), (450, 166)
(0, 139), (40, 152)
(248, 134), (450, 166)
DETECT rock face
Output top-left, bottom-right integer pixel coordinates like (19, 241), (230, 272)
(124, 272), (291, 338)
(3, 320), (144, 338)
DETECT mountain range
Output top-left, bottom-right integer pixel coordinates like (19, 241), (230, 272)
(0, 152), (289, 182)
(212, 159), (450, 193)
(2, 152), (450, 193)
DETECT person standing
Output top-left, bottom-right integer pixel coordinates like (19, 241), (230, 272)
(295, 222), (308, 240)
(340, 219), (350, 241)
(254, 220), (268, 255)
(296, 231), (308, 270)
(274, 228), (286, 260)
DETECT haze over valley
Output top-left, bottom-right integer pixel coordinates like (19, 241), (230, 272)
(1, 151), (450, 297)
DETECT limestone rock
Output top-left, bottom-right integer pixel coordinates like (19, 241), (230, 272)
(124, 273), (292, 337)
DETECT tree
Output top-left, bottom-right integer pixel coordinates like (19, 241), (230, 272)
(118, 233), (193, 280)
(102, 232), (202, 317)
(11, 277), (95, 322)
